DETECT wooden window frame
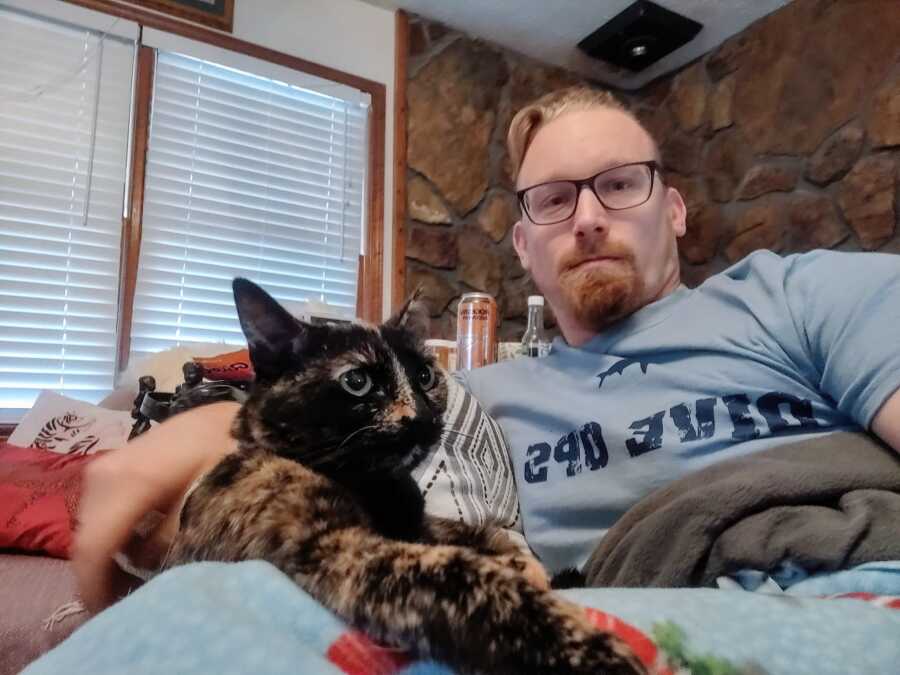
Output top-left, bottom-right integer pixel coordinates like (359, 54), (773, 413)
(392, 10), (409, 310)
(0, 1), (389, 436)
(116, 44), (154, 375)
(67, 0), (387, 370)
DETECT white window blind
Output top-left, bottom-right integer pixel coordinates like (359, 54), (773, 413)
(129, 51), (369, 361)
(0, 6), (135, 422)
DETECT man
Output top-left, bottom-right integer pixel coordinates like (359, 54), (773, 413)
(73, 86), (900, 610)
(455, 86), (900, 573)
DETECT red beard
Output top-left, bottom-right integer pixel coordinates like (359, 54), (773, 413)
(557, 245), (643, 331)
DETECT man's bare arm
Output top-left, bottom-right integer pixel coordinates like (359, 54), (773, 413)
(871, 388), (900, 452)
(73, 401), (241, 611)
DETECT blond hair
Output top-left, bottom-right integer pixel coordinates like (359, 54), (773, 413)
(506, 85), (658, 184)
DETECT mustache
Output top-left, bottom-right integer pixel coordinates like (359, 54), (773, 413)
(559, 244), (634, 272)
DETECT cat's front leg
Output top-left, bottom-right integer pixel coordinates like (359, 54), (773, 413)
(423, 516), (550, 590)
(306, 529), (647, 675)
(422, 516), (519, 552)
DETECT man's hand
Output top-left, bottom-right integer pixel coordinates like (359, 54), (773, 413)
(872, 388), (900, 453)
(73, 402), (241, 612)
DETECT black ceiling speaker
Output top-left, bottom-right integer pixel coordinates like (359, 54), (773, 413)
(577, 0), (703, 72)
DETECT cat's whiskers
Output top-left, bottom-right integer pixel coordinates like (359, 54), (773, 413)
(158, 535), (178, 574)
(302, 424), (380, 468)
(337, 424), (379, 451)
(300, 428), (384, 470)
(300, 442), (350, 466)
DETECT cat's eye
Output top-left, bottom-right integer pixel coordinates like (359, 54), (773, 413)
(417, 365), (436, 391)
(339, 368), (373, 397)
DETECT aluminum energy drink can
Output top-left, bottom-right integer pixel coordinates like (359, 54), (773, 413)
(456, 292), (498, 370)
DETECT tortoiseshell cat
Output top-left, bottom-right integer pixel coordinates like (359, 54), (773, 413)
(163, 278), (645, 675)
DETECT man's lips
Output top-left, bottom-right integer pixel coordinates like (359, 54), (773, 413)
(565, 256), (622, 272)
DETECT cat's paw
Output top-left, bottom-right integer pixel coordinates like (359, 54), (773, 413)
(498, 553), (551, 591)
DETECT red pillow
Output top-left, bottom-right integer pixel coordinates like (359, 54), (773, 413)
(0, 442), (102, 558)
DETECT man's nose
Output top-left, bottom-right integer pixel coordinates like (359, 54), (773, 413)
(571, 185), (610, 240)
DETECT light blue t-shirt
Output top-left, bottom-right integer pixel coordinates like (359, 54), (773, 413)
(457, 250), (900, 573)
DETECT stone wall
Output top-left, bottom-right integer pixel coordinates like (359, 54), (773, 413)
(404, 0), (900, 339)
(633, 0), (900, 287)
(405, 19), (585, 339)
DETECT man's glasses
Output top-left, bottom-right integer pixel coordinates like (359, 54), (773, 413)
(516, 160), (660, 226)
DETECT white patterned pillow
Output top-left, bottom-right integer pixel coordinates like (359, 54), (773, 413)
(411, 376), (522, 538)
(9, 391), (133, 455)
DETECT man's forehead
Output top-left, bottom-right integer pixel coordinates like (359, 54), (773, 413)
(517, 108), (656, 188)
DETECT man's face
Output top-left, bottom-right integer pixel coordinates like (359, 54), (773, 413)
(513, 107), (687, 344)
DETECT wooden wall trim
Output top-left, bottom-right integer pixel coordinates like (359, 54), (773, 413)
(115, 45), (154, 374)
(391, 10), (409, 311)
(363, 88), (386, 322)
(62, 0), (383, 96)
(0, 423), (13, 442)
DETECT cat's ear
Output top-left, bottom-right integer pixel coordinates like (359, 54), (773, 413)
(386, 286), (430, 344)
(233, 278), (304, 378)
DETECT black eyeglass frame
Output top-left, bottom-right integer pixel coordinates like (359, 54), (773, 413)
(516, 160), (662, 226)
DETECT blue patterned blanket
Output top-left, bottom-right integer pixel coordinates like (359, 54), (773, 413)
(24, 561), (900, 675)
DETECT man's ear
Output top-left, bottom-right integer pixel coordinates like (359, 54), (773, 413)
(386, 286), (430, 344)
(232, 278), (305, 378)
(512, 220), (531, 271)
(666, 186), (687, 238)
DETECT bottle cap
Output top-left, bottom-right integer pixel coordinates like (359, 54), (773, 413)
(527, 295), (544, 306)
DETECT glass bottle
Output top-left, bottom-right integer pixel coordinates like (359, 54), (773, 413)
(520, 295), (551, 358)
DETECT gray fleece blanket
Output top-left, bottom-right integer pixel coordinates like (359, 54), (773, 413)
(583, 431), (900, 588)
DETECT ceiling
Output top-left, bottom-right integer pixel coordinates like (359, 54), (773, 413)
(364, 0), (791, 89)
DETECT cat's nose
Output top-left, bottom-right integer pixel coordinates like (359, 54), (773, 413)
(386, 402), (416, 423)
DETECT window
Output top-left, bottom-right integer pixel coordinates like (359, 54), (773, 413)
(130, 51), (370, 360)
(0, 3), (381, 426)
(0, 6), (135, 421)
